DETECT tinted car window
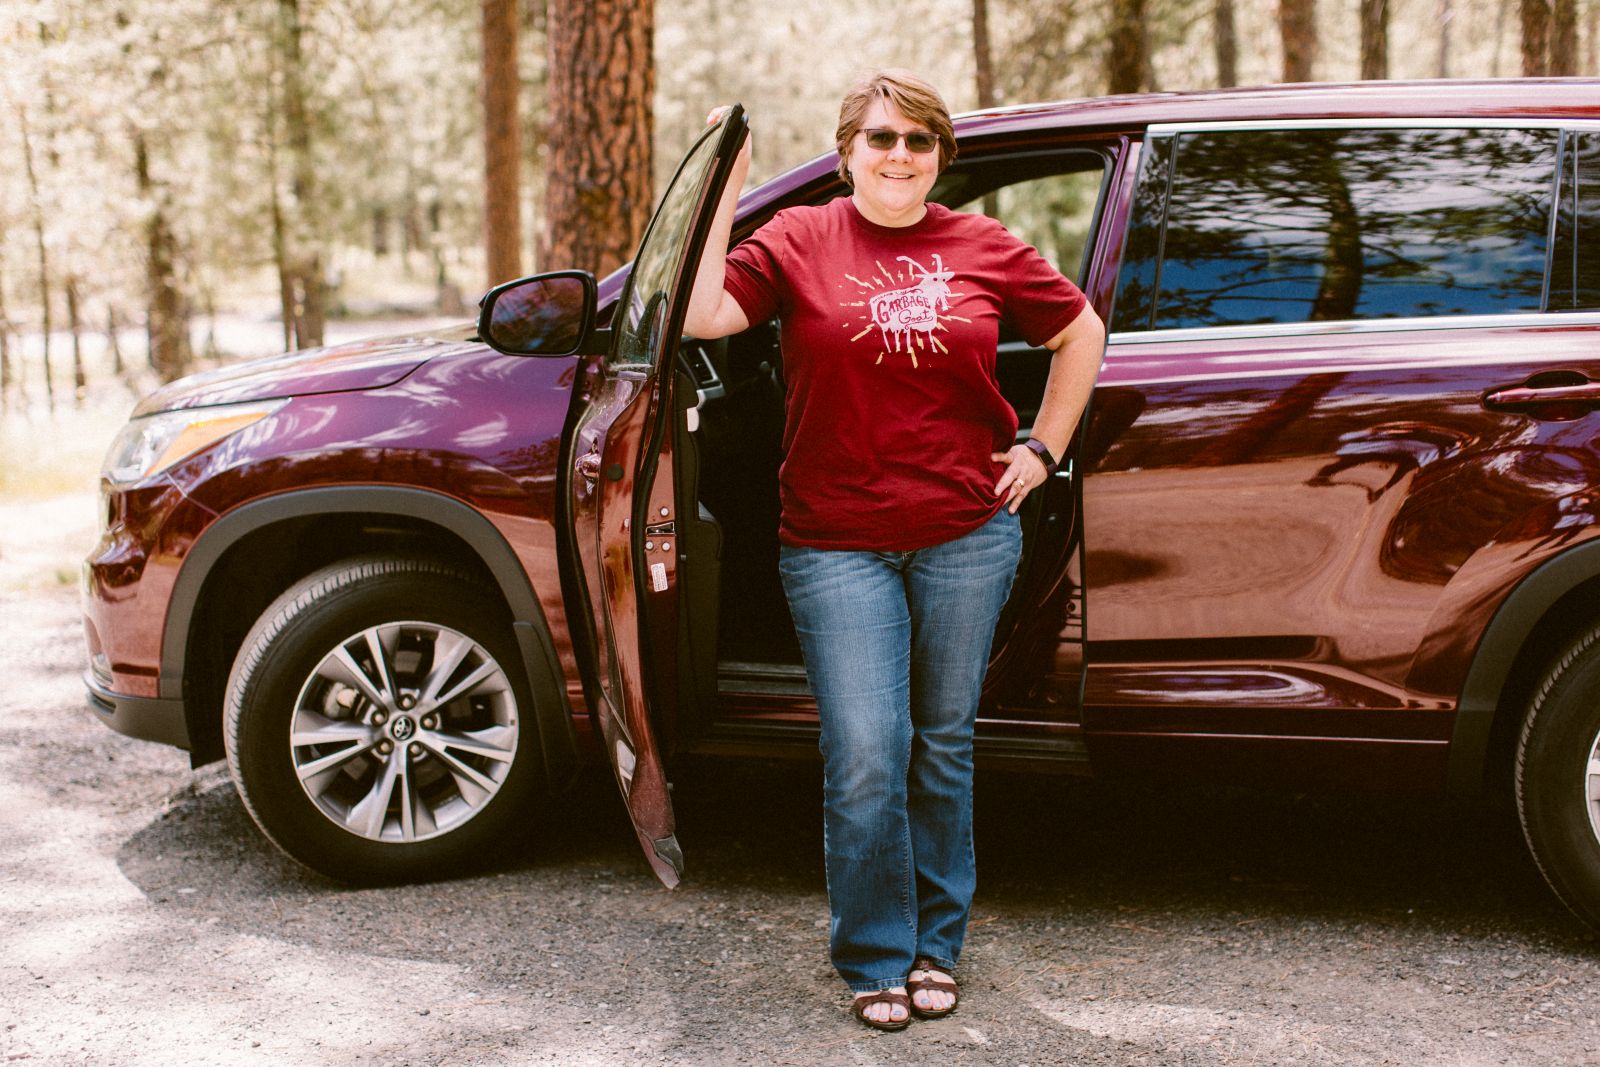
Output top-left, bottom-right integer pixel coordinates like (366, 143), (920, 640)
(1551, 130), (1600, 310)
(1113, 127), (1558, 331)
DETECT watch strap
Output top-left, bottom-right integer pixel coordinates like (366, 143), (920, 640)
(1023, 437), (1058, 474)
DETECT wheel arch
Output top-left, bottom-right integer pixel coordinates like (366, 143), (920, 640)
(171, 486), (578, 786)
(1447, 539), (1600, 802)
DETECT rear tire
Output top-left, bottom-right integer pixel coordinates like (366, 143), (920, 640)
(1515, 625), (1600, 929)
(224, 556), (539, 883)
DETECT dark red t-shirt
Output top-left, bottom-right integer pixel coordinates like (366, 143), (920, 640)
(722, 196), (1086, 551)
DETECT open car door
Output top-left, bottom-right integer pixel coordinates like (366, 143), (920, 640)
(563, 107), (749, 888)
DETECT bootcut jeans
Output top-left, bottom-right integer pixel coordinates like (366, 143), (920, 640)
(778, 507), (1023, 992)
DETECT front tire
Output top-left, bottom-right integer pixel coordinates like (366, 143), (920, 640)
(224, 557), (539, 883)
(1516, 625), (1600, 929)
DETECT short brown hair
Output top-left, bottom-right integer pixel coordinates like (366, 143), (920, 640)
(834, 69), (957, 186)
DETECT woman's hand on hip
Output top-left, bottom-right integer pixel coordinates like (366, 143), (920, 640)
(992, 445), (1050, 515)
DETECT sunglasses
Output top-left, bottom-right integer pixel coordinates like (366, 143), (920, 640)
(860, 128), (940, 154)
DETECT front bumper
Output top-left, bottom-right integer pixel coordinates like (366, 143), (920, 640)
(83, 670), (190, 750)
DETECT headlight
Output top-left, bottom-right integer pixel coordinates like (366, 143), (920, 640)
(101, 400), (287, 487)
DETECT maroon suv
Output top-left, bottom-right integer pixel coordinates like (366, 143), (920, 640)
(84, 80), (1600, 928)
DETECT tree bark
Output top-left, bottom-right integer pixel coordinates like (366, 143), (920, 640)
(106, 306), (123, 377)
(973, 0), (999, 218)
(1360, 0), (1388, 79)
(1106, 0), (1150, 94)
(540, 0), (654, 278)
(1280, 0), (1316, 82)
(1552, 0), (1577, 74)
(66, 276), (85, 403)
(135, 131), (189, 383)
(973, 0), (996, 108)
(19, 106), (54, 411)
(277, 0), (325, 349)
(1523, 0), (1551, 76)
(1215, 0), (1239, 87)
(482, 0), (522, 286)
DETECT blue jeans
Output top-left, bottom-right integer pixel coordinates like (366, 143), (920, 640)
(778, 508), (1022, 992)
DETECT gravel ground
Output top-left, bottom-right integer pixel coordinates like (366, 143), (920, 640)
(5, 494), (1600, 1065)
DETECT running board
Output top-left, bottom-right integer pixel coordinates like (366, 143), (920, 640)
(717, 661), (810, 695)
(685, 716), (1092, 772)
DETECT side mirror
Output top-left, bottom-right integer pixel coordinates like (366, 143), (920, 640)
(476, 270), (606, 356)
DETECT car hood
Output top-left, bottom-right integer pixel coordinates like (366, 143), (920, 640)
(133, 326), (478, 416)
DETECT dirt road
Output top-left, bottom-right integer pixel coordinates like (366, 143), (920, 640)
(4, 493), (1600, 1066)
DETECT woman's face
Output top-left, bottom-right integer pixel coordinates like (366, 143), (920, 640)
(846, 97), (940, 224)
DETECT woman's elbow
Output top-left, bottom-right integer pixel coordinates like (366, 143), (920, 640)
(687, 295), (748, 340)
(1073, 305), (1106, 346)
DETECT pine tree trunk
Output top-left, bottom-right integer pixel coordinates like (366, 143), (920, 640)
(1523, 0), (1551, 75)
(973, 0), (999, 217)
(135, 131), (189, 382)
(482, 0), (522, 286)
(106, 306), (123, 377)
(540, 0), (654, 277)
(1106, 0), (1149, 94)
(1552, 0), (1577, 74)
(266, 105), (295, 353)
(1360, 0), (1388, 79)
(973, 0), (996, 108)
(1280, 0), (1316, 82)
(1215, 0), (1239, 87)
(20, 106), (54, 411)
(277, 0), (325, 349)
(66, 276), (84, 403)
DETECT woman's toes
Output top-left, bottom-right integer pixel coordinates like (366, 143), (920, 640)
(855, 988), (909, 1024)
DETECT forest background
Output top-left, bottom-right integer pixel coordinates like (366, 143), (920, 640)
(0, 0), (1596, 502)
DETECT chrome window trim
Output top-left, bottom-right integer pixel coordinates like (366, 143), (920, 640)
(1108, 309), (1600, 348)
(1146, 118), (1600, 135)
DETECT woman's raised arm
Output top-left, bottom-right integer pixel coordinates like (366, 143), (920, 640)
(682, 109), (753, 340)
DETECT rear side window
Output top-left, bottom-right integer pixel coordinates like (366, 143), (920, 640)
(1112, 127), (1558, 332)
(1551, 131), (1600, 310)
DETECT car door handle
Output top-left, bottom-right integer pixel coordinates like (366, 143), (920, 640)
(1483, 381), (1600, 410)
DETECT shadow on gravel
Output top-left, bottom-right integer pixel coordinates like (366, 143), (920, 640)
(114, 756), (1599, 1064)
(118, 756), (1589, 944)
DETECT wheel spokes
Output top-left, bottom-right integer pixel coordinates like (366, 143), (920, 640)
(429, 724), (518, 764)
(292, 620), (518, 844)
(364, 626), (401, 706)
(417, 630), (475, 707)
(429, 745), (499, 804)
(328, 643), (392, 711)
(427, 660), (501, 711)
(291, 712), (376, 793)
(349, 751), (407, 840)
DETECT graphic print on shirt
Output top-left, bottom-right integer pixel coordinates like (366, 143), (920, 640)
(841, 253), (971, 368)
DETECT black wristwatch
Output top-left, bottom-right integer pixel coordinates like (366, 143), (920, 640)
(1023, 438), (1059, 474)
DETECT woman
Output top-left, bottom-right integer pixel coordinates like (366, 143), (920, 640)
(684, 70), (1104, 1030)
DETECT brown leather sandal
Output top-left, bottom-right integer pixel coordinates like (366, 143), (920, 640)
(851, 988), (912, 1031)
(907, 957), (959, 1019)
